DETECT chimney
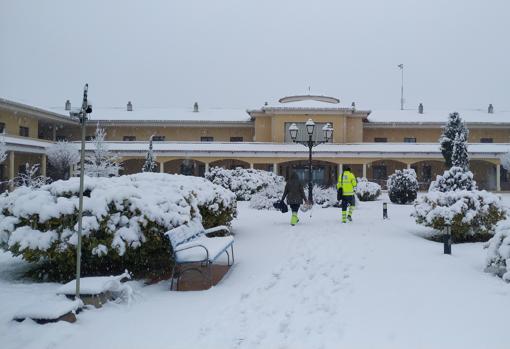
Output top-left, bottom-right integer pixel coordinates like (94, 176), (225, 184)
(418, 103), (424, 114)
(65, 100), (71, 111)
(488, 103), (494, 114)
(193, 102), (199, 112)
(351, 101), (356, 112)
(127, 101), (133, 111)
(264, 101), (268, 106)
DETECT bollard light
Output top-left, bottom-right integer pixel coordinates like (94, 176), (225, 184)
(444, 225), (452, 254)
(383, 202), (388, 219)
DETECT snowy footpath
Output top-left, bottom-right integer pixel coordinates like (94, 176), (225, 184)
(1, 195), (509, 349)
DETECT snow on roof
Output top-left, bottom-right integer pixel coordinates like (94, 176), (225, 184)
(368, 109), (510, 124)
(258, 94), (367, 111)
(45, 106), (251, 123)
(84, 141), (510, 156)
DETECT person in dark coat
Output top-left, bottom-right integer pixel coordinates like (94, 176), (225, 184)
(281, 172), (308, 226)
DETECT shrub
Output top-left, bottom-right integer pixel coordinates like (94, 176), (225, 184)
(355, 178), (381, 201)
(485, 221), (510, 281)
(387, 169), (418, 204)
(429, 166), (476, 192)
(0, 173), (236, 281)
(249, 181), (285, 210)
(308, 185), (337, 208)
(206, 167), (284, 201)
(412, 190), (506, 242)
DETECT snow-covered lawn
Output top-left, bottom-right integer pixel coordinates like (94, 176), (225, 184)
(1, 195), (509, 349)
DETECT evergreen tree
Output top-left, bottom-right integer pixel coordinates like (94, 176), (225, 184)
(451, 132), (469, 170)
(142, 136), (157, 172)
(439, 112), (468, 168)
(83, 125), (122, 177)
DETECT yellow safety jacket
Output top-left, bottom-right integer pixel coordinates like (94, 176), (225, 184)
(337, 170), (357, 196)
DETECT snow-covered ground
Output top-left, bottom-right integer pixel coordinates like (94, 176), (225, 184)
(1, 194), (509, 349)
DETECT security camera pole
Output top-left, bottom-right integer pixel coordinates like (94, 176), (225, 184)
(70, 84), (92, 299)
(398, 64), (404, 110)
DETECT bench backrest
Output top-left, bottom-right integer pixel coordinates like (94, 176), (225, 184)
(165, 220), (206, 248)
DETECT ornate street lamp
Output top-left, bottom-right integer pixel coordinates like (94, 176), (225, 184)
(69, 84), (92, 299)
(289, 119), (333, 204)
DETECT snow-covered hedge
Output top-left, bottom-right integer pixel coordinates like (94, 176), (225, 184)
(0, 173), (236, 281)
(387, 169), (418, 204)
(412, 190), (506, 242)
(355, 178), (381, 201)
(249, 181), (285, 210)
(429, 166), (476, 192)
(485, 221), (510, 281)
(309, 185), (337, 208)
(206, 167), (284, 201)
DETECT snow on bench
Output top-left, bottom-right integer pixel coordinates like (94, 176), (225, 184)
(166, 222), (234, 290)
(56, 271), (132, 307)
(13, 296), (83, 324)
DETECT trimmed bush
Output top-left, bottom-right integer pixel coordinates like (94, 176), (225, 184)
(205, 167), (284, 201)
(485, 221), (510, 281)
(355, 178), (381, 201)
(412, 190), (506, 242)
(0, 173), (236, 281)
(249, 181), (285, 210)
(387, 169), (418, 204)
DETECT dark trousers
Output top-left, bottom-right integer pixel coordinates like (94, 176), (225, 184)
(289, 204), (300, 213)
(341, 195), (355, 211)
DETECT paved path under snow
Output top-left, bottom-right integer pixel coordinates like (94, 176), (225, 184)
(1, 197), (509, 349)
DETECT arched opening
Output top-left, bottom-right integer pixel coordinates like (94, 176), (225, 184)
(470, 160), (497, 191)
(410, 160), (446, 190)
(278, 160), (338, 187)
(366, 160), (407, 189)
(209, 159), (250, 170)
(164, 159), (206, 177)
(120, 158), (160, 175)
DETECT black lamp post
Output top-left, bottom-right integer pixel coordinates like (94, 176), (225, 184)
(289, 119), (333, 204)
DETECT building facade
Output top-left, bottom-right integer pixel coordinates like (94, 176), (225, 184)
(1, 95), (509, 191)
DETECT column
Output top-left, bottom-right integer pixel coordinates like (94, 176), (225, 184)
(407, 163), (411, 169)
(362, 163), (367, 179)
(8, 151), (15, 190)
(273, 163), (278, 175)
(41, 154), (47, 177)
(159, 161), (165, 173)
(250, 163), (254, 169)
(52, 125), (57, 141)
(338, 163), (343, 176)
(205, 162), (210, 173)
(496, 164), (501, 192)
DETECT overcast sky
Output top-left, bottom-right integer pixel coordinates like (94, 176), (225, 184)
(0, 0), (508, 111)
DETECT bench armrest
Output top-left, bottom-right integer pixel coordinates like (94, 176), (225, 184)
(204, 225), (230, 235)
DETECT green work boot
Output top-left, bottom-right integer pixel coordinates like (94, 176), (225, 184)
(291, 213), (299, 226)
(342, 211), (347, 223)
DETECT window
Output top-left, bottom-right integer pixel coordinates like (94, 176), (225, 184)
(19, 126), (29, 137)
(0, 122), (5, 133)
(480, 138), (493, 143)
(374, 137), (387, 143)
(123, 136), (136, 141)
(152, 136), (165, 141)
(404, 137), (416, 143)
(230, 137), (243, 142)
(201, 136), (214, 142)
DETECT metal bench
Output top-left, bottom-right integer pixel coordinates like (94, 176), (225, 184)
(167, 224), (234, 290)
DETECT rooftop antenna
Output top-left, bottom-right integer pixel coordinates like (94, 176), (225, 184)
(308, 86), (311, 94)
(398, 64), (404, 110)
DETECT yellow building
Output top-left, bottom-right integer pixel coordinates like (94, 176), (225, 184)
(1, 95), (509, 191)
